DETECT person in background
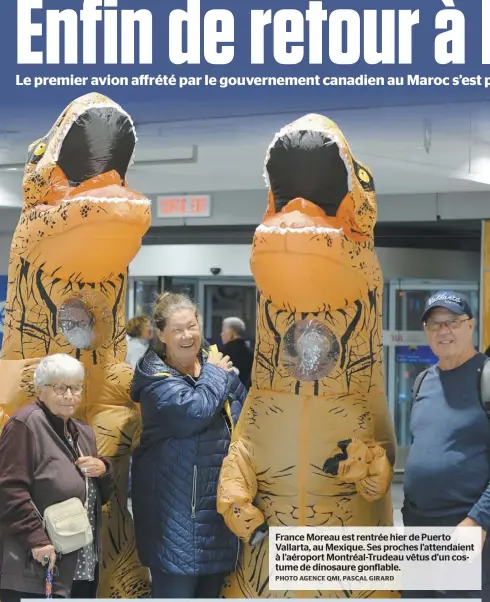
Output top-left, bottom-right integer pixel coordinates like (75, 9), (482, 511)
(220, 317), (254, 389)
(0, 354), (113, 601)
(130, 292), (246, 599)
(402, 291), (490, 599)
(125, 315), (153, 369)
(125, 315), (153, 497)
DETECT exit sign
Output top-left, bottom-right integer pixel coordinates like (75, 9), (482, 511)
(157, 195), (211, 218)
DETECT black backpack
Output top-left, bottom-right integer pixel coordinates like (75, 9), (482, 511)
(411, 356), (490, 420)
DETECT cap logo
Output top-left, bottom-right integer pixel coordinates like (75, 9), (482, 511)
(428, 293), (462, 305)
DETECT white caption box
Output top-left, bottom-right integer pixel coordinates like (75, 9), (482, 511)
(269, 526), (482, 591)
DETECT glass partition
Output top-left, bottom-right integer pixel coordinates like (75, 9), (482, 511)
(133, 278), (159, 318)
(202, 281), (257, 347)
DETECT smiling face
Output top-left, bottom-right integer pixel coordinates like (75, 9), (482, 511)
(14, 92), (151, 282)
(424, 307), (475, 362)
(158, 308), (202, 366)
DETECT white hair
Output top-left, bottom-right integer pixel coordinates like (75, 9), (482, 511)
(223, 317), (246, 338)
(34, 354), (84, 387)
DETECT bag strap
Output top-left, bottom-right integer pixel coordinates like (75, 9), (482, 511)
(76, 444), (89, 512)
(411, 368), (429, 406)
(30, 498), (44, 523)
(478, 357), (490, 421)
(412, 358), (490, 422)
(409, 368), (429, 446)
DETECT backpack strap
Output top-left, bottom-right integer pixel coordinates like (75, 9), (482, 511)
(411, 368), (429, 406)
(478, 357), (490, 420)
(411, 359), (490, 423)
(409, 368), (429, 445)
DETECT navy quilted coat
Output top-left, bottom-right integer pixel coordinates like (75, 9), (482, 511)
(130, 346), (246, 575)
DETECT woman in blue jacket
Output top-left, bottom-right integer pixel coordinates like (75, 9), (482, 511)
(130, 292), (247, 599)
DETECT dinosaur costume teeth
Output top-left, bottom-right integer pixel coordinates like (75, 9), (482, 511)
(256, 225), (343, 235)
(217, 114), (399, 599)
(0, 92), (151, 598)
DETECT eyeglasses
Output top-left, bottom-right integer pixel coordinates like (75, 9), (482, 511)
(424, 318), (471, 332)
(45, 384), (83, 396)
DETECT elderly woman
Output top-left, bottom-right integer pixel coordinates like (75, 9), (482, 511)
(131, 292), (246, 599)
(0, 354), (113, 601)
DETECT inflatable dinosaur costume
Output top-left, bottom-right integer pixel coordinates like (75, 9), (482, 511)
(217, 114), (398, 599)
(0, 92), (151, 598)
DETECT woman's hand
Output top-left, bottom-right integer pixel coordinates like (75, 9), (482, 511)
(207, 348), (233, 371)
(75, 456), (107, 478)
(31, 544), (56, 569)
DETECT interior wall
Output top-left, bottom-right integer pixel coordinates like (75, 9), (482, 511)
(0, 235), (13, 273)
(129, 245), (481, 282)
(145, 190), (490, 227)
(0, 210), (19, 273)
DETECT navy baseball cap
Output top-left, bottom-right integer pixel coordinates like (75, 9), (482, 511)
(421, 291), (473, 322)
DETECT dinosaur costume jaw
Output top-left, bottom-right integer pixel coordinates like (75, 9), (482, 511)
(251, 114), (378, 313)
(16, 93), (151, 282)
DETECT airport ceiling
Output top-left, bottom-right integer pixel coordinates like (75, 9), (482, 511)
(0, 100), (487, 253)
(1, 100), (490, 198)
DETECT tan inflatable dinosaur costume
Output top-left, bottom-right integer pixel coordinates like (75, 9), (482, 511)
(0, 92), (151, 598)
(217, 114), (399, 599)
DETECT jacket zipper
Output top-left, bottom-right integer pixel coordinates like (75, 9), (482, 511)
(222, 413), (231, 436)
(191, 465), (197, 519)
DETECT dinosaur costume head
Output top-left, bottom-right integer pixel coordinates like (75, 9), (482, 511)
(18, 92), (150, 282)
(217, 114), (397, 599)
(254, 113), (377, 312)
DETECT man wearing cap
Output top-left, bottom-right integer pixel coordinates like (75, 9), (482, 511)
(402, 291), (490, 599)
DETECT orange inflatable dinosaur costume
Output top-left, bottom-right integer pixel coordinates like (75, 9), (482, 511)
(0, 92), (151, 598)
(217, 114), (398, 599)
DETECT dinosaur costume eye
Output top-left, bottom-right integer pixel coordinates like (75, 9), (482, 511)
(353, 160), (375, 193)
(358, 168), (369, 183)
(34, 143), (46, 157)
(27, 140), (47, 165)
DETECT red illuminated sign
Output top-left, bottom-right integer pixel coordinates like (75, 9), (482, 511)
(157, 195), (211, 218)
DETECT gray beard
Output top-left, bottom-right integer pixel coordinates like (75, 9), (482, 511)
(65, 327), (94, 350)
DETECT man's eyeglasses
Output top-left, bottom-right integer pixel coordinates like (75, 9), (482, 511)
(45, 384), (83, 396)
(424, 318), (471, 332)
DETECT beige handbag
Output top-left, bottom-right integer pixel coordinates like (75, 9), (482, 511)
(42, 481), (93, 554)
(31, 449), (93, 555)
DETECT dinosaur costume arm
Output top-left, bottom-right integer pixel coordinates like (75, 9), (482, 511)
(217, 439), (266, 544)
(96, 460), (114, 505)
(142, 364), (231, 437)
(0, 358), (41, 429)
(323, 437), (393, 502)
(92, 444), (115, 505)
